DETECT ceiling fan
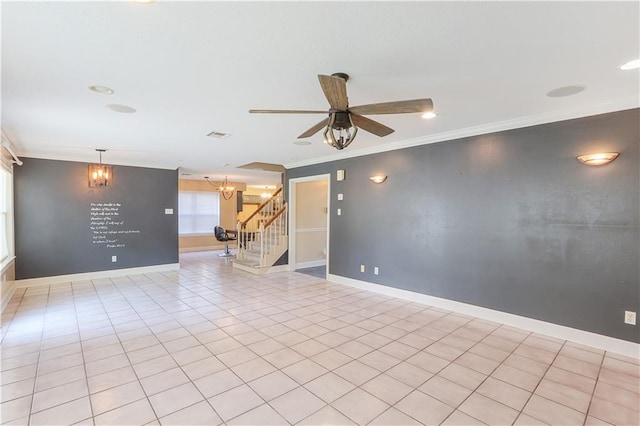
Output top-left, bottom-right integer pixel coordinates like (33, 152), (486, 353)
(249, 73), (433, 150)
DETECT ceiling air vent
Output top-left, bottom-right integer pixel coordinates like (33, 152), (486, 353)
(207, 131), (231, 139)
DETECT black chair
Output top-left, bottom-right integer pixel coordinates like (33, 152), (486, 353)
(214, 226), (237, 257)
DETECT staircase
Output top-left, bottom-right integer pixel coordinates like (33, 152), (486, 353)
(233, 188), (288, 274)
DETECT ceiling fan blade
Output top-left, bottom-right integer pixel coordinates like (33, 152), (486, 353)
(351, 114), (395, 137)
(249, 109), (328, 114)
(318, 75), (348, 110)
(298, 118), (330, 138)
(349, 98), (433, 115)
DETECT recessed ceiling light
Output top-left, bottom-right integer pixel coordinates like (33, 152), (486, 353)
(207, 131), (231, 139)
(105, 104), (137, 113)
(294, 140), (312, 145)
(89, 85), (114, 95)
(620, 59), (640, 70)
(546, 85), (586, 98)
(422, 111), (437, 119)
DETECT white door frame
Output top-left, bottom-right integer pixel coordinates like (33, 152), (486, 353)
(288, 174), (331, 273)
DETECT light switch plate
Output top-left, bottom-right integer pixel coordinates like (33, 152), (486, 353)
(337, 193), (344, 201)
(165, 208), (173, 214)
(337, 208), (341, 216)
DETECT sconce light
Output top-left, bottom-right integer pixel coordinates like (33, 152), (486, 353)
(369, 175), (388, 184)
(576, 152), (619, 166)
(336, 170), (345, 181)
(88, 149), (112, 188)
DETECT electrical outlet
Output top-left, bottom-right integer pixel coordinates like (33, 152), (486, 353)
(111, 255), (117, 262)
(360, 264), (365, 273)
(374, 267), (379, 275)
(337, 193), (344, 201)
(624, 311), (636, 325)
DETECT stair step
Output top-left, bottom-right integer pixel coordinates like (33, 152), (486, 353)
(233, 258), (260, 267)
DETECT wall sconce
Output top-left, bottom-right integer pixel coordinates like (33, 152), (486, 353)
(336, 170), (345, 181)
(88, 149), (112, 188)
(369, 175), (388, 184)
(577, 152), (619, 166)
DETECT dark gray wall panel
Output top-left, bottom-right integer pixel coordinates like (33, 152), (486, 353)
(14, 158), (178, 279)
(287, 108), (640, 343)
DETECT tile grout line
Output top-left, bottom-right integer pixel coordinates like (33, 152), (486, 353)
(582, 348), (606, 425)
(25, 284), (50, 426)
(74, 281), (97, 424)
(114, 271), (246, 424)
(437, 325), (534, 425)
(4, 254), (636, 426)
(513, 339), (569, 425)
(88, 276), (162, 424)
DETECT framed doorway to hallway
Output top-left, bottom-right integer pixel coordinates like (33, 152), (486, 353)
(288, 174), (331, 277)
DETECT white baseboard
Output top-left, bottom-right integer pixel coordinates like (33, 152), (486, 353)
(295, 260), (326, 269)
(1, 282), (16, 313)
(179, 245), (224, 253)
(266, 265), (290, 274)
(14, 263), (181, 289)
(327, 274), (640, 358)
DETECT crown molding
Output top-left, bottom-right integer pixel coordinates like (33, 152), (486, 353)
(284, 99), (639, 170)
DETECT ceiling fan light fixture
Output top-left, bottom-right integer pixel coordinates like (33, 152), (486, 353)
(323, 113), (358, 150)
(249, 72), (432, 150)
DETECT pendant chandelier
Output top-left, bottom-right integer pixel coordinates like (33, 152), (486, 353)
(88, 149), (112, 188)
(205, 176), (235, 200)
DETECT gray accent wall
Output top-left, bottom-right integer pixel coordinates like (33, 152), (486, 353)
(287, 108), (639, 343)
(14, 158), (178, 279)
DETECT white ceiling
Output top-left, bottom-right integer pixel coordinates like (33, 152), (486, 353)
(2, 1), (638, 185)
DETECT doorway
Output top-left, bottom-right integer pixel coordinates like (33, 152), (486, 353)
(288, 174), (330, 277)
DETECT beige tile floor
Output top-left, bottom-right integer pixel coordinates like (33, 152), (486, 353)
(1, 251), (638, 425)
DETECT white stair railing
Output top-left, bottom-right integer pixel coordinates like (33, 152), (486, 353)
(236, 189), (287, 267)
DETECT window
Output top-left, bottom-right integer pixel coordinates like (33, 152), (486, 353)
(178, 191), (220, 235)
(0, 167), (12, 264)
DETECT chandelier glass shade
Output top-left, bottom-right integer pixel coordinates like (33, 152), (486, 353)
(88, 149), (112, 188)
(205, 176), (235, 200)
